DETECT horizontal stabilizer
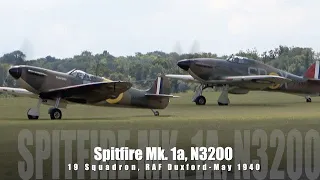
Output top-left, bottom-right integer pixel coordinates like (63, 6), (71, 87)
(307, 79), (320, 85)
(145, 93), (179, 98)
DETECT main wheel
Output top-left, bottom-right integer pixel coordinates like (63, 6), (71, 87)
(154, 111), (159, 116)
(218, 101), (229, 106)
(27, 108), (39, 120)
(195, 96), (206, 105)
(48, 107), (54, 114)
(49, 108), (62, 120)
(306, 98), (312, 103)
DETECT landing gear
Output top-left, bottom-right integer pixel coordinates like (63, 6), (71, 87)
(193, 84), (208, 105)
(217, 86), (230, 106)
(26, 97), (63, 120)
(27, 99), (41, 120)
(306, 96), (312, 103)
(151, 109), (159, 116)
(192, 84), (230, 106)
(48, 97), (62, 120)
(27, 108), (39, 120)
(195, 96), (206, 105)
(49, 108), (62, 120)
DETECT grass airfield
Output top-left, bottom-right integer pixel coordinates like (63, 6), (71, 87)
(0, 91), (320, 179)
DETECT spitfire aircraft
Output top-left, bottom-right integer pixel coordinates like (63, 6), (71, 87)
(166, 55), (320, 105)
(0, 65), (177, 120)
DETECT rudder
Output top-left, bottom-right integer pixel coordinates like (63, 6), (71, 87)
(147, 75), (171, 95)
(145, 75), (178, 109)
(304, 61), (320, 79)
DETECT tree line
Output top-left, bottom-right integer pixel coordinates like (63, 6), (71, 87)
(0, 45), (318, 93)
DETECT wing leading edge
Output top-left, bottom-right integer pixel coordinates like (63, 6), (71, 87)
(40, 81), (132, 103)
(166, 74), (291, 89)
(0, 87), (37, 97)
(165, 74), (198, 82)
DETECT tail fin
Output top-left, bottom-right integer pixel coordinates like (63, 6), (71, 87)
(304, 61), (320, 79)
(146, 75), (175, 96)
(145, 75), (179, 109)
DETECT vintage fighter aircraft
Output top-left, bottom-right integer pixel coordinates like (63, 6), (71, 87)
(0, 65), (177, 120)
(166, 55), (320, 105)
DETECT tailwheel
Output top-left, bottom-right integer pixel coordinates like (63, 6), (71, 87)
(49, 108), (62, 120)
(27, 108), (39, 120)
(151, 109), (160, 116)
(306, 98), (312, 103)
(195, 96), (206, 105)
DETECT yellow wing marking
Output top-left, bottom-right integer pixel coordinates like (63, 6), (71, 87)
(103, 77), (124, 104)
(268, 72), (281, 89)
(106, 93), (124, 104)
(102, 77), (112, 82)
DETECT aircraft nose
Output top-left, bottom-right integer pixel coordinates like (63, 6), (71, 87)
(9, 66), (22, 79)
(177, 59), (192, 71)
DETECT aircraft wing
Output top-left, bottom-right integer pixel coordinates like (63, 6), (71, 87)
(166, 74), (291, 89)
(165, 74), (199, 82)
(0, 87), (37, 97)
(215, 75), (291, 89)
(203, 75), (291, 89)
(40, 81), (132, 103)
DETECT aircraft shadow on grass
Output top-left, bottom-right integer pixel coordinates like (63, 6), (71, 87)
(5, 115), (173, 121)
(62, 114), (173, 121)
(174, 100), (320, 108)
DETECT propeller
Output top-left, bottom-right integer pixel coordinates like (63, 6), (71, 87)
(173, 41), (182, 55)
(189, 40), (201, 54)
(20, 38), (34, 60)
(1, 38), (33, 87)
(2, 65), (13, 87)
(172, 40), (201, 55)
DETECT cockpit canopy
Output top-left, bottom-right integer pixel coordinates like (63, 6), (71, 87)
(226, 55), (251, 64)
(68, 69), (99, 82)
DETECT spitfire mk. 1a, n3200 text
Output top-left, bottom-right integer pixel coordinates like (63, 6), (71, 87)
(0, 65), (177, 120)
(166, 55), (320, 105)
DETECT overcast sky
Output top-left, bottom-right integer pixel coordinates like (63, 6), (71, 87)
(0, 0), (319, 60)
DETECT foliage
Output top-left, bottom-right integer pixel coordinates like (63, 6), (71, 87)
(0, 46), (318, 92)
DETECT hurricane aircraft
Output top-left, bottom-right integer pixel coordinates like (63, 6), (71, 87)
(0, 65), (177, 120)
(166, 55), (320, 105)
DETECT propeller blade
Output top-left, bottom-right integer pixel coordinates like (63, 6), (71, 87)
(173, 41), (183, 55)
(189, 40), (200, 54)
(2, 65), (14, 87)
(20, 38), (33, 60)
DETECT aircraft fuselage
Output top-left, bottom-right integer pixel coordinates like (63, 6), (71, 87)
(10, 65), (169, 109)
(184, 58), (320, 96)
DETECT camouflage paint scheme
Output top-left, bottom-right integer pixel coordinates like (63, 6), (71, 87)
(190, 57), (320, 94)
(167, 55), (320, 105)
(5, 65), (172, 110)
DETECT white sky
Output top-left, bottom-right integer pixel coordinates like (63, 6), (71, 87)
(0, 0), (319, 60)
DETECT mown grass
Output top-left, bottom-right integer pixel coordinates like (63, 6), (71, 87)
(0, 91), (319, 179)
